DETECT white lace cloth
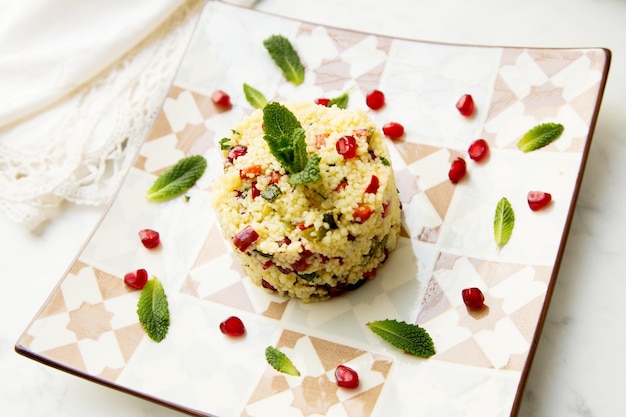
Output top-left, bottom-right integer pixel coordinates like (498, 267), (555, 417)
(0, 0), (258, 230)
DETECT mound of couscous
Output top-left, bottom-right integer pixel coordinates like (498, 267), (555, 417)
(211, 101), (401, 302)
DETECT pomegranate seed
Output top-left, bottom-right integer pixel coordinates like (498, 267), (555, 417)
(269, 170), (281, 184)
(219, 316), (246, 337)
(250, 182), (260, 199)
(335, 365), (359, 389)
(527, 191), (552, 211)
(227, 145), (248, 163)
(336, 135), (358, 159)
(462, 287), (485, 309)
(363, 268), (377, 279)
(315, 98), (330, 106)
(291, 257), (311, 272)
(124, 268), (148, 289)
(382, 122), (404, 140)
(365, 175), (380, 194)
(456, 94), (474, 116)
(211, 90), (232, 109)
(233, 225), (259, 252)
(468, 139), (489, 162)
(276, 265), (292, 275)
(262, 279), (277, 291)
(448, 157), (467, 183)
(138, 229), (160, 249)
(365, 89), (385, 110)
(353, 205), (373, 223)
(327, 286), (346, 297)
(382, 202), (390, 218)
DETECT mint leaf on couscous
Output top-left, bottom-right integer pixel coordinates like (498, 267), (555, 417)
(262, 102), (320, 185)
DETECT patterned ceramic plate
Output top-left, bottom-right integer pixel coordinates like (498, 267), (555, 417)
(16, 1), (610, 416)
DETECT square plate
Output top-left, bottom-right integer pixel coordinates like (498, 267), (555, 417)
(16, 1), (610, 416)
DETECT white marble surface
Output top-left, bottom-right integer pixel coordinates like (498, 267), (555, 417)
(1, 0), (624, 416)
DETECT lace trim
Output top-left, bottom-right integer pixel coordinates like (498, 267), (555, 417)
(0, 0), (204, 230)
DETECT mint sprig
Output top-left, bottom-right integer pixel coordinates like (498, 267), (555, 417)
(517, 122), (564, 152)
(494, 197), (515, 247)
(263, 102), (320, 186)
(146, 155), (207, 202)
(265, 346), (301, 376)
(137, 277), (170, 342)
(263, 34), (305, 85)
(367, 319), (435, 358)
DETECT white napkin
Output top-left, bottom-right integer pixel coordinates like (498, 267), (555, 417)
(0, 0), (204, 230)
(0, 0), (259, 230)
(0, 0), (186, 127)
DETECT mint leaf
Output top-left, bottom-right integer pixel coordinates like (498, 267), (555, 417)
(265, 346), (301, 376)
(261, 184), (282, 202)
(263, 34), (305, 85)
(367, 319), (435, 358)
(328, 91), (349, 109)
(263, 102), (320, 186)
(296, 271), (318, 281)
(291, 126), (309, 173)
(288, 154), (321, 186)
(263, 102), (303, 173)
(494, 197), (515, 247)
(243, 83), (268, 109)
(517, 122), (564, 152)
(219, 137), (232, 151)
(146, 155), (207, 201)
(137, 277), (170, 342)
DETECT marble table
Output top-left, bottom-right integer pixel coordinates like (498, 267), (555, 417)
(2, 0), (625, 416)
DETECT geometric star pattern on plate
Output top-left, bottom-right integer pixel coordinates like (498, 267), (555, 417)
(415, 253), (549, 370)
(313, 59), (352, 92)
(416, 276), (451, 324)
(418, 225), (441, 243)
(19, 263), (147, 382)
(67, 301), (114, 341)
(456, 295), (506, 334)
(172, 121), (214, 158)
(521, 81), (566, 119)
(244, 330), (393, 417)
(485, 48), (604, 155)
(291, 374), (341, 416)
